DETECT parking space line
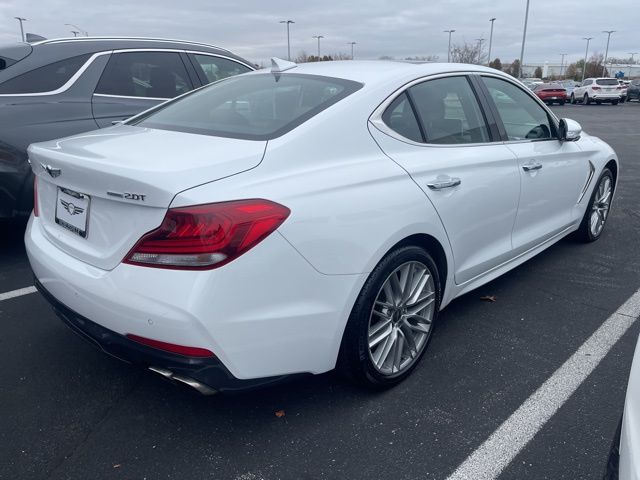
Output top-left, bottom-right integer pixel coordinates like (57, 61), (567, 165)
(0, 286), (37, 302)
(447, 287), (640, 480)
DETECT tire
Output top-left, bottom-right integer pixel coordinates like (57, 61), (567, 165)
(338, 245), (441, 388)
(570, 93), (576, 104)
(612, 100), (619, 105)
(574, 168), (614, 243)
(584, 93), (591, 105)
(559, 100), (565, 105)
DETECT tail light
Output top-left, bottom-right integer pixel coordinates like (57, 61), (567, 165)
(124, 199), (290, 270)
(33, 176), (39, 217)
(592, 86), (601, 90)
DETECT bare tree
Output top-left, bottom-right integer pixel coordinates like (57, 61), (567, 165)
(404, 55), (440, 62)
(450, 42), (485, 64)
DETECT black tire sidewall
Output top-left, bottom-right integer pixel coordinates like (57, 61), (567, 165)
(340, 245), (441, 388)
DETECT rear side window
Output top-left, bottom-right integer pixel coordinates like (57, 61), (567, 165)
(134, 73), (363, 140)
(381, 92), (423, 143)
(0, 54), (90, 94)
(95, 52), (193, 99)
(596, 79), (618, 86)
(189, 54), (251, 84)
(408, 76), (490, 144)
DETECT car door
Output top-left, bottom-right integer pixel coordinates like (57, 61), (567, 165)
(369, 74), (521, 285)
(91, 51), (194, 127)
(479, 75), (591, 253)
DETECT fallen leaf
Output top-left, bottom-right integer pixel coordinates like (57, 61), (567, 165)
(113, 464), (121, 469)
(480, 295), (497, 303)
(275, 410), (285, 418)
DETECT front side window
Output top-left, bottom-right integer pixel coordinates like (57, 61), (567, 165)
(0, 54), (90, 94)
(133, 73), (363, 140)
(482, 76), (554, 141)
(189, 54), (251, 84)
(583, 79), (592, 86)
(95, 52), (193, 99)
(408, 76), (490, 144)
(381, 92), (423, 143)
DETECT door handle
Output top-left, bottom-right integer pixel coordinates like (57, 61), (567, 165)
(427, 177), (461, 190)
(522, 162), (543, 172)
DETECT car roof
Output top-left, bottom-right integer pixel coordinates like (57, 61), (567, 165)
(251, 60), (508, 86)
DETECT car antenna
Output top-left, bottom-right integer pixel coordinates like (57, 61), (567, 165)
(271, 57), (297, 74)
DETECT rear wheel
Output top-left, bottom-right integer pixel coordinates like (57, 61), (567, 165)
(570, 93), (576, 104)
(574, 168), (614, 242)
(338, 246), (441, 388)
(584, 93), (591, 105)
(559, 100), (565, 105)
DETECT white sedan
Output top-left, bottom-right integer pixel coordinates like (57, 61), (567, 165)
(25, 59), (619, 393)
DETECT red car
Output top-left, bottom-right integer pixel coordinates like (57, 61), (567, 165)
(533, 83), (567, 105)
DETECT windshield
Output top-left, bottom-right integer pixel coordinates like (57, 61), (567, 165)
(596, 79), (618, 86)
(134, 73), (363, 140)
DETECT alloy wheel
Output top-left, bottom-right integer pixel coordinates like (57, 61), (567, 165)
(367, 261), (435, 376)
(589, 175), (612, 237)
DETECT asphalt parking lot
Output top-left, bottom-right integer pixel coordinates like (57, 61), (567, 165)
(1, 102), (639, 480)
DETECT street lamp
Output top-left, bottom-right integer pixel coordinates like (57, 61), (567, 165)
(14, 17), (26, 42)
(65, 23), (88, 36)
(347, 41), (356, 60)
(312, 35), (324, 60)
(443, 29), (455, 63)
(559, 53), (567, 79)
(602, 30), (615, 76)
(487, 18), (496, 66)
(475, 38), (484, 65)
(581, 37), (593, 83)
(518, 0), (531, 78)
(71, 31), (80, 37)
(279, 20), (294, 61)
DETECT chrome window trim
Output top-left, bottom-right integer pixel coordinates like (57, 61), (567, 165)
(0, 50), (111, 97)
(31, 36), (232, 54)
(369, 71), (504, 148)
(93, 93), (171, 101)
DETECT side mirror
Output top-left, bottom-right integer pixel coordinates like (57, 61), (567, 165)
(559, 118), (582, 141)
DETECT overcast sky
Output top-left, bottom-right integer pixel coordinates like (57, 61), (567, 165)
(1, 0), (639, 66)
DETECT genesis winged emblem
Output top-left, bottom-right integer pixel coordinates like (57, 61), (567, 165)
(40, 163), (61, 178)
(60, 199), (84, 216)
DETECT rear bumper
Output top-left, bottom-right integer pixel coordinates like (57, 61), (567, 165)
(591, 94), (620, 101)
(35, 279), (292, 393)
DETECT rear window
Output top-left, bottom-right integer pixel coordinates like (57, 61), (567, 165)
(0, 43), (32, 71)
(0, 54), (90, 94)
(596, 79), (618, 86)
(133, 73), (363, 140)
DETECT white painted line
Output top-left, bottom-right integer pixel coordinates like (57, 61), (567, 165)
(0, 286), (37, 302)
(447, 287), (640, 480)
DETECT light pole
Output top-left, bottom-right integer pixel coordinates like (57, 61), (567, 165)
(65, 23), (88, 36)
(518, 0), (531, 78)
(279, 20), (294, 61)
(602, 30), (615, 76)
(487, 18), (496, 66)
(14, 17), (26, 42)
(581, 37), (592, 83)
(559, 53), (567, 79)
(347, 41), (356, 60)
(629, 52), (639, 78)
(71, 31), (80, 37)
(444, 29), (455, 63)
(476, 38), (484, 65)
(312, 35), (324, 60)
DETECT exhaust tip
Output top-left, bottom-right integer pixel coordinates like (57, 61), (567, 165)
(148, 366), (217, 395)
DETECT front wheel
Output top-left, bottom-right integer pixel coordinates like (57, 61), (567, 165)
(584, 93), (591, 105)
(574, 168), (614, 242)
(570, 93), (576, 104)
(338, 246), (441, 388)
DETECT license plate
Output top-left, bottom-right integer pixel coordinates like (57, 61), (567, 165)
(55, 187), (90, 238)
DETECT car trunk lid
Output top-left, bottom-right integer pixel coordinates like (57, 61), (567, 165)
(29, 125), (266, 270)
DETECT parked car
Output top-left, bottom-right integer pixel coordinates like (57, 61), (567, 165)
(618, 80), (628, 103)
(560, 80), (579, 99)
(604, 333), (640, 479)
(25, 60), (619, 394)
(0, 36), (254, 219)
(627, 79), (640, 102)
(571, 78), (622, 105)
(533, 83), (567, 105)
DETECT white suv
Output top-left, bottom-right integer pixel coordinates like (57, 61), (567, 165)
(571, 78), (622, 105)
